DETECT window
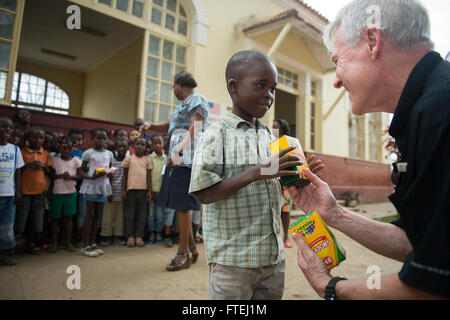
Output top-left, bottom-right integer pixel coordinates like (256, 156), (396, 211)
(11, 72), (70, 115)
(277, 66), (298, 90)
(310, 80), (318, 150)
(0, 1), (20, 102)
(368, 113), (382, 161)
(98, 0), (144, 18)
(150, 0), (189, 37)
(144, 34), (187, 122)
(349, 113), (365, 159)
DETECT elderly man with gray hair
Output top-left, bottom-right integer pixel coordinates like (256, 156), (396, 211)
(289, 0), (449, 299)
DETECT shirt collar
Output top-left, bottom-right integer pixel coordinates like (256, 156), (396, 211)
(223, 111), (270, 133)
(389, 51), (442, 139)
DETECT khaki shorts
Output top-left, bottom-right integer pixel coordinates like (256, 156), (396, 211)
(208, 261), (285, 300)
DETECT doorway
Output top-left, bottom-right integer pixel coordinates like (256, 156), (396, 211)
(274, 89), (297, 136)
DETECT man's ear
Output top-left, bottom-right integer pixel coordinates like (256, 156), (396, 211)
(364, 27), (382, 61)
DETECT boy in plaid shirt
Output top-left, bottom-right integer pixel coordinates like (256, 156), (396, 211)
(189, 51), (304, 300)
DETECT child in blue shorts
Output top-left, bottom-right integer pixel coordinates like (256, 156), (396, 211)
(0, 117), (24, 266)
(79, 128), (113, 257)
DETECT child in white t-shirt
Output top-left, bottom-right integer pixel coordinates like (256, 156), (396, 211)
(0, 117), (24, 266)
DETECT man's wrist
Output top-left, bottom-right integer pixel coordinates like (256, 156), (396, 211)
(315, 275), (333, 298)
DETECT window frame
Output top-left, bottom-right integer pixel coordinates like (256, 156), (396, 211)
(11, 71), (70, 115)
(150, 0), (189, 38)
(0, 0), (25, 106)
(142, 32), (187, 123)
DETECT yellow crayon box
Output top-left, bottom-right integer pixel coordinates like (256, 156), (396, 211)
(289, 210), (346, 270)
(95, 168), (106, 173)
(269, 135), (310, 188)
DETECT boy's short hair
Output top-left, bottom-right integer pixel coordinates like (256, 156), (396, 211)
(0, 117), (12, 125)
(174, 71), (197, 88)
(113, 128), (128, 138)
(90, 127), (109, 138)
(134, 136), (146, 144)
(114, 137), (128, 146)
(225, 50), (272, 82)
(28, 125), (44, 134)
(68, 128), (84, 138)
(151, 134), (163, 142)
(58, 135), (73, 146)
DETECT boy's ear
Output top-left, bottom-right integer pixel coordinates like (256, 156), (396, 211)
(227, 79), (238, 96)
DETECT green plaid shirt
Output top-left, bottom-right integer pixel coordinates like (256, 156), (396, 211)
(189, 112), (285, 268)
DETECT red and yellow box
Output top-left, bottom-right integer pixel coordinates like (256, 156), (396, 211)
(289, 210), (346, 270)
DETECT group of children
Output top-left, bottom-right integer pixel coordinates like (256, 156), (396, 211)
(0, 111), (195, 264)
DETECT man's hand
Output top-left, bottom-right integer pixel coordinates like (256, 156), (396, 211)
(292, 232), (332, 298)
(122, 190), (128, 201)
(146, 191), (152, 201)
(287, 168), (339, 226)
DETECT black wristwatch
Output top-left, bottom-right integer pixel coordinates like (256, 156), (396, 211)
(325, 276), (347, 300)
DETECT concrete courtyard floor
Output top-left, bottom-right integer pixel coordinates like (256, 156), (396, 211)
(0, 202), (402, 300)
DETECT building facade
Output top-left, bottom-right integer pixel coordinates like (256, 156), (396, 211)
(0, 0), (394, 201)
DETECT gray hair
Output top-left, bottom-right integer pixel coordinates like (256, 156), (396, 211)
(323, 0), (434, 52)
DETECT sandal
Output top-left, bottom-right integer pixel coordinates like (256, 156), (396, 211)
(284, 241), (293, 248)
(166, 252), (192, 271)
(47, 245), (57, 254)
(66, 245), (77, 252)
(190, 245), (199, 264)
(127, 237), (135, 247)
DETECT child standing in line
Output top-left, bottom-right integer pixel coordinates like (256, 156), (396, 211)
(0, 118), (24, 266)
(48, 136), (82, 253)
(79, 128), (113, 257)
(100, 138), (128, 246)
(122, 137), (152, 248)
(16, 126), (52, 255)
(68, 128), (85, 246)
(147, 135), (166, 244)
(128, 129), (140, 155)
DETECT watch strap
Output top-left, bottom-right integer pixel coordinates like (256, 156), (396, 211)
(325, 276), (347, 300)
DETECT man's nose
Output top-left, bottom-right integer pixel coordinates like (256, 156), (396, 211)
(333, 75), (343, 89)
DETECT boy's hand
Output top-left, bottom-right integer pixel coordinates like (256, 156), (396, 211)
(108, 195), (113, 203)
(62, 171), (71, 180)
(146, 191), (152, 201)
(93, 170), (106, 179)
(306, 154), (325, 177)
(29, 161), (44, 170)
(122, 190), (127, 201)
(14, 192), (22, 206)
(254, 146), (303, 181)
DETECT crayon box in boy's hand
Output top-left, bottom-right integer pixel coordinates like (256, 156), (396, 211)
(289, 210), (346, 270)
(269, 135), (310, 188)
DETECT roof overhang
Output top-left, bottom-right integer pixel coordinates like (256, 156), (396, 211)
(243, 9), (335, 73)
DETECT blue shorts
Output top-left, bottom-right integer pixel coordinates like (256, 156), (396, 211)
(83, 194), (108, 203)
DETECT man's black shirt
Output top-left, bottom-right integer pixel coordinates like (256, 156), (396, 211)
(389, 51), (450, 298)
